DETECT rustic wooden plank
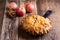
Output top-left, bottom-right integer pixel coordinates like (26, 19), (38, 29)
(1, 1), (10, 40)
(37, 0), (58, 40)
(48, 0), (60, 40)
(8, 0), (18, 40)
(1, 0), (18, 40)
(0, 0), (6, 39)
(37, 0), (50, 16)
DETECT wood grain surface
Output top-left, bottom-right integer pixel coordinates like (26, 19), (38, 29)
(1, 0), (18, 40)
(0, 0), (60, 40)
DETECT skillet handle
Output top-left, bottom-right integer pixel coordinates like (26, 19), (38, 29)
(43, 10), (52, 18)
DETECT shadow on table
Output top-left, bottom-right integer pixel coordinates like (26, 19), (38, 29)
(18, 25), (43, 40)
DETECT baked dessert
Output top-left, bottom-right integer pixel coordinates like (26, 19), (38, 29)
(20, 14), (52, 35)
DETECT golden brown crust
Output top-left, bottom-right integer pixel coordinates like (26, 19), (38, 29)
(20, 14), (52, 35)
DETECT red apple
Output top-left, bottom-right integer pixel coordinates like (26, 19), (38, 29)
(26, 3), (34, 13)
(9, 2), (17, 9)
(16, 7), (26, 17)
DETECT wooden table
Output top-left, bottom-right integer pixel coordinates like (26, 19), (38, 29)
(0, 0), (60, 40)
